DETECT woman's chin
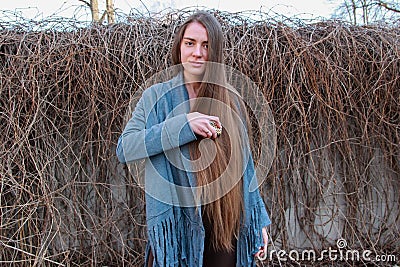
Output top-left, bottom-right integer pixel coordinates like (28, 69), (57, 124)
(183, 68), (205, 81)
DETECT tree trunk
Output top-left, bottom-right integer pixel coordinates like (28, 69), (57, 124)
(350, 0), (357, 24)
(91, 0), (100, 23)
(106, 0), (115, 24)
(362, 0), (369, 24)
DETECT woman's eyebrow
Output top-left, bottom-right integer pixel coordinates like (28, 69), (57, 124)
(183, 37), (196, 41)
(183, 37), (208, 43)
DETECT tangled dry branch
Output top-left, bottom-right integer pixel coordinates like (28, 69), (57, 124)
(0, 9), (399, 266)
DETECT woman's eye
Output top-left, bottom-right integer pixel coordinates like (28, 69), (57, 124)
(185, 41), (194, 46)
(203, 44), (208, 49)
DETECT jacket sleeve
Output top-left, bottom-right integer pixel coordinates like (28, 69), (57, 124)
(116, 89), (197, 163)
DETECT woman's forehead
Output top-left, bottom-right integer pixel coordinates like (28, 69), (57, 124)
(183, 22), (208, 40)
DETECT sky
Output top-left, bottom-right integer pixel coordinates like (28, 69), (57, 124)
(1, 0), (341, 22)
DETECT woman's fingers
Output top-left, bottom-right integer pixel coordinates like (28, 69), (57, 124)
(202, 126), (214, 138)
(203, 124), (217, 139)
(255, 227), (268, 261)
(187, 112), (220, 139)
(262, 227), (268, 247)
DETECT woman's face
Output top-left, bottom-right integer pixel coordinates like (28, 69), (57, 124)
(180, 21), (209, 81)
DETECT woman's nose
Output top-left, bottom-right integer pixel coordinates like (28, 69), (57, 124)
(192, 45), (202, 57)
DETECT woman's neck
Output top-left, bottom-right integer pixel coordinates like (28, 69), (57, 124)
(184, 71), (203, 98)
(185, 82), (201, 99)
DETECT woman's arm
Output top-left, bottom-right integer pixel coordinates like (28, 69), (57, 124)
(116, 92), (197, 163)
(116, 91), (222, 163)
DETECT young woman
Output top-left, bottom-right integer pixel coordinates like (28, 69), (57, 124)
(117, 11), (270, 267)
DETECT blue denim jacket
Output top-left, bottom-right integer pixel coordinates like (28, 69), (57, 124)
(116, 73), (271, 266)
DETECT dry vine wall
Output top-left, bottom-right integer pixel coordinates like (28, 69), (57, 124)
(1, 10), (399, 266)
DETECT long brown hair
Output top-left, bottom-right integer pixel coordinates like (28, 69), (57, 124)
(172, 11), (251, 251)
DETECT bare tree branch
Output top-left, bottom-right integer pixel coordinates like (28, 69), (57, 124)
(99, 10), (107, 24)
(376, 0), (400, 12)
(77, 0), (91, 8)
(334, 0), (399, 24)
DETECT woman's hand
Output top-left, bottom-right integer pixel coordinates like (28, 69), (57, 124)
(254, 227), (268, 261)
(187, 112), (221, 139)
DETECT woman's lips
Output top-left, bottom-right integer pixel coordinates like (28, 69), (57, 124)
(189, 61), (204, 67)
